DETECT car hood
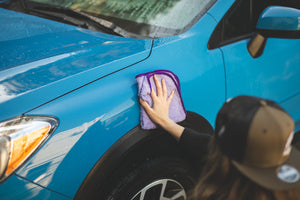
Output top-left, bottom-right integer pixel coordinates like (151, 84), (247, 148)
(0, 8), (152, 121)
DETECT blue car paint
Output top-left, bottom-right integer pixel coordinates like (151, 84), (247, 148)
(13, 13), (226, 198)
(257, 6), (300, 31)
(19, 68), (145, 197)
(0, 8), (75, 70)
(221, 37), (300, 130)
(151, 17), (226, 125)
(1, 0), (300, 199)
(0, 8), (151, 70)
(0, 8), (152, 121)
(281, 93), (300, 132)
(0, 174), (71, 200)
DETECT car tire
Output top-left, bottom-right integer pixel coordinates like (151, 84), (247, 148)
(105, 156), (197, 200)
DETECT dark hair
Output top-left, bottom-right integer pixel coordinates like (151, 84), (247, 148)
(189, 136), (300, 200)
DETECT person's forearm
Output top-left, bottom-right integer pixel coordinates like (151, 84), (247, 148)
(158, 118), (184, 141)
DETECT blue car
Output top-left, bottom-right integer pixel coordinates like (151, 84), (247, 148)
(0, 0), (299, 199)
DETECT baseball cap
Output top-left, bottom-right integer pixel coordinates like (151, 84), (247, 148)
(215, 95), (300, 190)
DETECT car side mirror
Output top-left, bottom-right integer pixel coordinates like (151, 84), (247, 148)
(256, 6), (300, 31)
(248, 6), (300, 58)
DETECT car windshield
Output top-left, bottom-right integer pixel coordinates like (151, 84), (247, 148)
(26, 0), (216, 38)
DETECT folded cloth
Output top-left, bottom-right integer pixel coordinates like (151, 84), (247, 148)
(136, 69), (187, 129)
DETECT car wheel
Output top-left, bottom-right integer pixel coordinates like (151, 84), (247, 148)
(105, 156), (196, 200)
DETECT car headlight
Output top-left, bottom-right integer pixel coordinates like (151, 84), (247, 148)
(0, 115), (58, 182)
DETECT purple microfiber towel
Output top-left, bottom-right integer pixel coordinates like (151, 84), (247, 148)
(136, 70), (187, 130)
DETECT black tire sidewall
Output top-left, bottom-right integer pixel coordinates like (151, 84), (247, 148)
(106, 156), (196, 200)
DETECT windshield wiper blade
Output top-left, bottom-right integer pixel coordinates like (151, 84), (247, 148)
(28, 5), (126, 37)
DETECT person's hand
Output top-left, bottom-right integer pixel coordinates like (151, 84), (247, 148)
(139, 75), (174, 126)
(139, 75), (184, 140)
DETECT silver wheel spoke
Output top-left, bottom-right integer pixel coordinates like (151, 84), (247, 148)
(170, 189), (186, 200)
(130, 179), (187, 200)
(159, 179), (168, 199)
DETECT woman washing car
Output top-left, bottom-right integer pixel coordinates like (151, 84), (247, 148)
(139, 75), (300, 200)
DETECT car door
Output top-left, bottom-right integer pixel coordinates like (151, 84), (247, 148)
(208, 0), (300, 130)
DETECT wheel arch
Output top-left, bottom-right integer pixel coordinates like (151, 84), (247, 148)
(74, 111), (213, 199)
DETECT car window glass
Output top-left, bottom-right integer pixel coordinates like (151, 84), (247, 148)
(27, 0), (216, 38)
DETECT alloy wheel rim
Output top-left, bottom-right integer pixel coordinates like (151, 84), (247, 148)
(130, 178), (187, 200)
